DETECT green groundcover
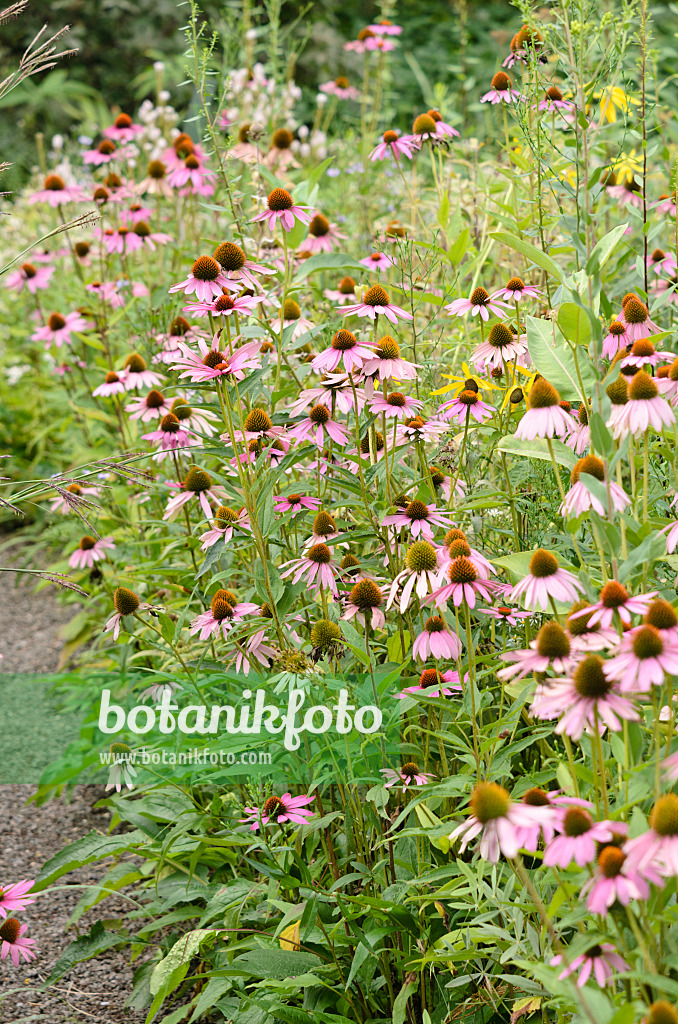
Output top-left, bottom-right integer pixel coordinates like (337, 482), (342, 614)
(0, 673), (82, 784)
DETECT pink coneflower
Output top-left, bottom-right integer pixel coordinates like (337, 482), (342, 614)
(481, 71), (520, 104)
(288, 404), (349, 448)
(182, 291), (259, 319)
(561, 454), (631, 517)
(83, 139), (119, 164)
(360, 251), (397, 272)
(509, 548), (584, 611)
(492, 277), (541, 303)
(270, 298), (315, 341)
(233, 628), (278, 676)
(5, 261), (54, 293)
(513, 789), (584, 851)
(498, 620), (575, 681)
(449, 782), (539, 862)
(28, 173), (85, 206)
(412, 614), (462, 660)
(342, 578), (385, 629)
(304, 213), (346, 253)
(387, 541), (446, 613)
(142, 413), (192, 458)
(571, 581), (656, 630)
(395, 416), (447, 445)
(602, 319), (628, 359)
(167, 155), (216, 195)
(103, 112), (144, 141)
(361, 335), (419, 380)
(620, 298), (662, 341)
(381, 762), (435, 790)
(438, 389), (495, 425)
(445, 286), (509, 321)
(280, 543), (341, 594)
(170, 334), (261, 384)
(396, 666), (462, 698)
(369, 391), (423, 420)
(647, 247), (678, 276)
(551, 944), (629, 989)
(612, 370), (675, 438)
(118, 353), (164, 391)
(312, 329), (374, 374)
(212, 241), (275, 291)
(200, 505), (250, 548)
(189, 588), (259, 641)
(604, 624), (678, 693)
(339, 283), (413, 324)
(369, 130), (416, 162)
(425, 556), (504, 609)
(240, 792), (315, 832)
(608, 180), (644, 209)
(368, 19), (402, 34)
(274, 494), (321, 517)
(0, 880), (35, 919)
(98, 226), (144, 255)
(515, 378), (574, 440)
(530, 655), (639, 740)
(251, 187), (311, 233)
(287, 374), (365, 417)
(620, 337), (670, 370)
(477, 605), (531, 626)
(169, 255), (230, 301)
(93, 371), (126, 397)
(125, 388), (171, 421)
(86, 280), (124, 307)
(345, 29), (395, 52)
(0, 919), (38, 967)
(163, 468), (225, 521)
(382, 499), (454, 542)
(32, 311), (90, 349)
(426, 108), (460, 139)
(68, 535), (115, 569)
(406, 112), (444, 146)
(128, 221), (173, 251)
(324, 276), (359, 304)
(622, 794), (678, 876)
(103, 586), (145, 640)
(471, 322), (529, 372)
(319, 76), (361, 99)
(625, 794), (678, 877)
(544, 806), (625, 867)
(581, 846), (654, 914)
(537, 86), (575, 113)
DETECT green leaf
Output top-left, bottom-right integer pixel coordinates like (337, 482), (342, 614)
(35, 830), (146, 889)
(292, 251), (365, 283)
(448, 228), (469, 266)
(437, 191), (450, 230)
(393, 979), (418, 1024)
(230, 949), (322, 978)
(526, 315), (595, 401)
(188, 977), (231, 1023)
(496, 435), (578, 470)
(586, 223), (629, 275)
(150, 929), (215, 996)
(589, 412), (613, 456)
(557, 302), (592, 346)
(44, 921), (122, 985)
(490, 231), (563, 282)
(607, 1007), (635, 1024)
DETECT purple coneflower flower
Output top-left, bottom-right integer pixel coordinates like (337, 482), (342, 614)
(189, 588), (259, 641)
(620, 297), (662, 341)
(498, 620), (575, 681)
(425, 556), (504, 609)
(647, 247), (678, 276)
(163, 468), (225, 521)
(28, 173), (84, 206)
(305, 212), (346, 253)
(312, 329), (374, 374)
(170, 334), (261, 384)
(32, 311), (90, 350)
(288, 404), (349, 448)
(342, 578), (385, 629)
(274, 494), (321, 516)
(93, 371), (126, 397)
(581, 846), (654, 914)
(449, 782), (539, 862)
(491, 277), (541, 302)
(509, 548), (584, 611)
(602, 319), (628, 359)
(240, 792), (315, 832)
(0, 919), (38, 967)
(386, 541), (446, 613)
(625, 793), (678, 877)
(369, 391), (423, 420)
(445, 285), (509, 321)
(395, 666), (462, 698)
(571, 581), (656, 630)
(251, 187), (311, 233)
(561, 454), (630, 517)
(0, 880), (35, 919)
(544, 806), (625, 867)
(280, 543), (341, 594)
(531, 655), (640, 740)
(480, 71), (520, 104)
(551, 944), (629, 989)
(382, 499), (453, 542)
(169, 255), (230, 301)
(369, 130), (416, 162)
(69, 535), (115, 569)
(5, 261), (54, 293)
(339, 283), (413, 324)
(604, 624), (678, 693)
(381, 762), (435, 790)
(611, 370), (675, 438)
(361, 335), (419, 380)
(200, 506), (250, 548)
(439, 389), (495, 425)
(412, 614), (462, 660)
(477, 605), (531, 626)
(514, 378), (574, 440)
(125, 388), (171, 421)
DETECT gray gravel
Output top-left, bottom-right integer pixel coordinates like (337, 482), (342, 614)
(0, 566), (148, 1022)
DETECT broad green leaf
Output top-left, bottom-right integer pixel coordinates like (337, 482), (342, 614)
(393, 979), (418, 1024)
(230, 949), (322, 978)
(150, 929), (215, 996)
(35, 829), (147, 889)
(585, 223), (629, 275)
(557, 302), (592, 346)
(292, 251), (365, 283)
(44, 921), (122, 985)
(437, 191), (450, 230)
(448, 228), (469, 266)
(490, 231), (563, 282)
(526, 314), (595, 401)
(496, 435), (578, 470)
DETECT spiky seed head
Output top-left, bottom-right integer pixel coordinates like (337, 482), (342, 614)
(376, 335), (401, 359)
(124, 352), (147, 373)
(170, 316), (191, 337)
(283, 298), (301, 320)
(364, 284), (389, 307)
(105, 371), (120, 384)
(338, 276), (356, 294)
(340, 553), (360, 572)
(606, 375), (629, 406)
(215, 506), (239, 525)
(191, 255), (220, 281)
(624, 298), (649, 324)
(632, 624), (663, 659)
(448, 538), (471, 559)
(470, 782), (510, 823)
(359, 432), (384, 454)
(349, 579), (383, 609)
(523, 787), (551, 806)
(648, 1001), (678, 1024)
(651, 794), (678, 836)
(563, 807), (593, 836)
(0, 919), (21, 944)
(570, 454), (605, 484)
(573, 655), (611, 698)
(309, 213), (330, 237)
(645, 599), (678, 630)
(383, 129), (399, 143)
(184, 467), (212, 492)
(245, 408), (273, 433)
(546, 86), (563, 101)
(114, 587), (140, 616)
(48, 313), (66, 331)
(405, 540), (438, 572)
(44, 174), (66, 190)
(567, 599), (594, 636)
(311, 619), (342, 648)
(419, 667), (443, 687)
(528, 378), (560, 409)
(487, 323), (514, 349)
(267, 187), (293, 211)
(213, 241), (246, 270)
(307, 543), (331, 564)
(405, 500), (429, 521)
(628, 370), (658, 401)
(147, 160), (166, 179)
(491, 71), (511, 91)
(309, 404), (330, 425)
(313, 510), (337, 536)
(528, 548), (559, 578)
(202, 349), (226, 369)
(272, 127), (294, 149)
(447, 556), (478, 584)
(599, 580), (629, 608)
(536, 621), (570, 659)
(332, 329), (357, 351)
(429, 465), (445, 486)
(413, 113), (437, 135)
(78, 536), (97, 551)
(424, 615), (446, 634)
(74, 242), (90, 257)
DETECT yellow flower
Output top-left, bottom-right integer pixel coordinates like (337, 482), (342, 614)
(610, 149), (643, 184)
(592, 85), (640, 124)
(498, 366), (540, 413)
(432, 362), (500, 398)
(558, 164), (578, 188)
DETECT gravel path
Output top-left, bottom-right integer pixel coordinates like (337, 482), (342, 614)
(0, 567), (147, 1023)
